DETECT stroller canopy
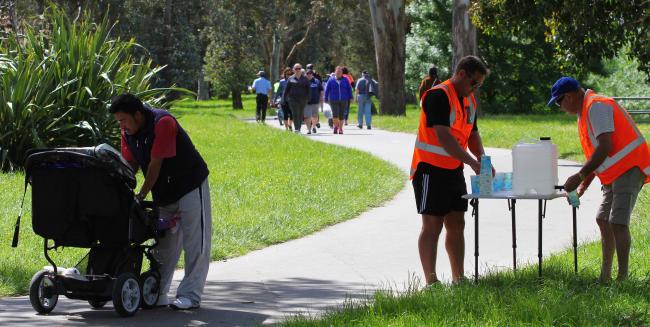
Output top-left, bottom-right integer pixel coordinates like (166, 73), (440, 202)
(25, 144), (136, 189)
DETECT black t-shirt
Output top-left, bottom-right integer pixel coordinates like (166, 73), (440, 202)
(422, 89), (478, 131)
(417, 89), (478, 173)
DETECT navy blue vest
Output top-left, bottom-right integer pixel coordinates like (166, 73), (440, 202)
(124, 108), (209, 205)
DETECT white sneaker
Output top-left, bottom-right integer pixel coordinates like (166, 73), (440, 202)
(170, 296), (199, 310)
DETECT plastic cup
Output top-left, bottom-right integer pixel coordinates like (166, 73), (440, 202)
(470, 175), (479, 194)
(493, 173), (505, 192)
(503, 172), (513, 191)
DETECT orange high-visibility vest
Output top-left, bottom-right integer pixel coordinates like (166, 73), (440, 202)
(410, 80), (477, 178)
(578, 90), (650, 185)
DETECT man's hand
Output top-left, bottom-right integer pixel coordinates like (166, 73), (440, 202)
(577, 183), (588, 197)
(469, 159), (481, 175)
(564, 173), (582, 192)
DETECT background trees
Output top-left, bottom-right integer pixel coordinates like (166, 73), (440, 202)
(2, 0), (649, 116)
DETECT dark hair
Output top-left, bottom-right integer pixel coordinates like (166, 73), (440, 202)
(341, 66), (349, 74)
(455, 55), (489, 76)
(283, 67), (292, 77)
(109, 93), (145, 114)
(428, 65), (438, 78)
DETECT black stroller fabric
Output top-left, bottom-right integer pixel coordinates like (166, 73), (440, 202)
(25, 144), (153, 247)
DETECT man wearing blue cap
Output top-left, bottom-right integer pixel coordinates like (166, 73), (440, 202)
(549, 77), (650, 282)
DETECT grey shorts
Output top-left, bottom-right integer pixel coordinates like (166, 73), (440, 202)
(596, 167), (645, 226)
(329, 100), (347, 119)
(304, 103), (319, 118)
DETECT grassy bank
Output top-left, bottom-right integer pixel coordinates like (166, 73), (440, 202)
(0, 96), (405, 296)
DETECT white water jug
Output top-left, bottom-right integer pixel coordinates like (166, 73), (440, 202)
(512, 137), (558, 196)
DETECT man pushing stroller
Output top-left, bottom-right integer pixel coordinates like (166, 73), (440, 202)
(110, 94), (212, 310)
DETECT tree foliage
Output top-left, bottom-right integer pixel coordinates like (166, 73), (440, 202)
(0, 5), (181, 171)
(471, 0), (650, 77)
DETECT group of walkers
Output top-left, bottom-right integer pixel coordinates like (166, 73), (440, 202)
(251, 63), (378, 134)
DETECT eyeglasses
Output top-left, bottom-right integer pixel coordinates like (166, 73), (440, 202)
(555, 95), (566, 107)
(294, 67), (302, 71)
(469, 78), (482, 90)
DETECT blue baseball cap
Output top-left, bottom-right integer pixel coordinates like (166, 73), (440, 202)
(547, 77), (580, 107)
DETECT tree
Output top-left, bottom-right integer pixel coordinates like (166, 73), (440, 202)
(368, 0), (406, 115)
(451, 0), (477, 69)
(203, 1), (261, 109)
(471, 0), (650, 77)
(405, 0), (452, 95)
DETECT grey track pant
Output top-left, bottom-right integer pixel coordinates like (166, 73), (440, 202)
(154, 178), (212, 305)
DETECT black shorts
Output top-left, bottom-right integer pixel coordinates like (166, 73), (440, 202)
(412, 164), (468, 216)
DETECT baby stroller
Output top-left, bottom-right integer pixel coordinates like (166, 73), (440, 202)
(11, 144), (161, 317)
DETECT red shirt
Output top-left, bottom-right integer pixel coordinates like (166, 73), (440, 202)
(121, 116), (178, 163)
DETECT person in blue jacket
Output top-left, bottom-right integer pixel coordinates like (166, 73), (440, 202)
(324, 66), (354, 134)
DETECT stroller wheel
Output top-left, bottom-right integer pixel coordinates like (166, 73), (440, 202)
(29, 270), (58, 314)
(88, 300), (107, 309)
(112, 273), (141, 317)
(139, 270), (161, 309)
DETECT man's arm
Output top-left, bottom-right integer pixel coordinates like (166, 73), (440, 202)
(434, 126), (481, 174)
(467, 130), (486, 160)
(564, 132), (612, 192)
(137, 157), (162, 200)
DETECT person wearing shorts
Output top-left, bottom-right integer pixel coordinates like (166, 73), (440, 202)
(551, 76), (650, 282)
(410, 56), (490, 285)
(324, 66), (353, 134)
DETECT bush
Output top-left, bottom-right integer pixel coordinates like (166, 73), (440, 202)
(0, 5), (186, 171)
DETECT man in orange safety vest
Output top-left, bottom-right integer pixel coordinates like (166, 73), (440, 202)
(550, 76), (650, 283)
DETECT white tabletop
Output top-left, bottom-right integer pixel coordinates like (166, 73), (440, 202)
(462, 191), (568, 200)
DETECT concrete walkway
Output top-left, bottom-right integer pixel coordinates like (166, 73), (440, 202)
(0, 121), (602, 326)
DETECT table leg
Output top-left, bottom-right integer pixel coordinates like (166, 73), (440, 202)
(538, 199), (543, 278)
(573, 206), (578, 273)
(472, 199), (479, 283)
(510, 199), (517, 272)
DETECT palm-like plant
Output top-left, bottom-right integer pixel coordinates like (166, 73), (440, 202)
(0, 5), (188, 171)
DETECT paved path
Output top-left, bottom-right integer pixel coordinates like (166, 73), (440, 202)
(0, 121), (602, 326)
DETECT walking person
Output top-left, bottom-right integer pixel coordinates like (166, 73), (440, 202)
(275, 68), (294, 130)
(305, 68), (323, 134)
(251, 71), (272, 123)
(410, 56), (490, 285)
(282, 63), (311, 133)
(550, 77), (650, 283)
(355, 71), (378, 130)
(306, 63), (322, 128)
(418, 65), (442, 102)
(341, 66), (355, 126)
(324, 66), (354, 134)
(110, 93), (212, 310)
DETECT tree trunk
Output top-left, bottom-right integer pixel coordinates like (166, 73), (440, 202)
(368, 0), (406, 116)
(231, 90), (243, 110)
(451, 0), (477, 70)
(7, 1), (20, 35)
(197, 68), (210, 100)
(160, 0), (174, 86)
(270, 27), (281, 84)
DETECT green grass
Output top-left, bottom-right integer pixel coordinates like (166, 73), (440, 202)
(369, 103), (650, 162)
(0, 95), (405, 296)
(284, 188), (650, 326)
(283, 101), (650, 326)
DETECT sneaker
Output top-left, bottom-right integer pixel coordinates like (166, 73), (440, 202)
(307, 130), (312, 134)
(312, 127), (317, 133)
(289, 126), (293, 131)
(170, 297), (200, 310)
(316, 123), (321, 128)
(357, 125), (362, 129)
(367, 125), (371, 130)
(294, 130), (300, 134)
(339, 128), (343, 134)
(333, 127), (338, 134)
